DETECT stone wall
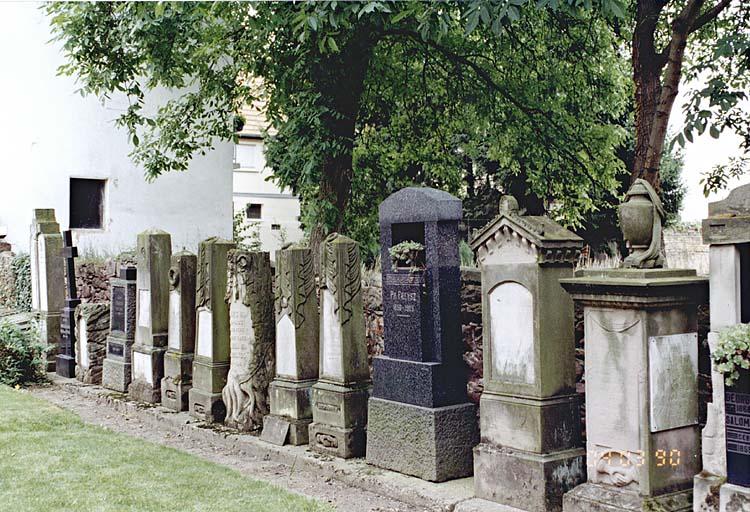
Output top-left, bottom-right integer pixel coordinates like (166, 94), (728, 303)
(664, 224), (709, 275)
(75, 253), (137, 304)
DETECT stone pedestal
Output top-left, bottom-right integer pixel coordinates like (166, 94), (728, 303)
(367, 187), (478, 481)
(188, 237), (235, 423)
(560, 268), (707, 512)
(102, 267), (137, 392)
(309, 235), (370, 458)
(262, 247), (319, 446)
(75, 303), (110, 384)
(129, 229), (171, 404)
(161, 251), (196, 412)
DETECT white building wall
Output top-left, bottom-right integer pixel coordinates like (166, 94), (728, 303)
(0, 3), (233, 256)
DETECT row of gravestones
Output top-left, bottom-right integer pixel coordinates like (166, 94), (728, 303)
(29, 183), (750, 512)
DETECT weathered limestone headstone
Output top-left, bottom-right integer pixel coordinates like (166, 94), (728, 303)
(29, 209), (64, 371)
(129, 229), (171, 403)
(696, 183), (750, 510)
(189, 237), (235, 423)
(367, 187), (478, 482)
(102, 266), (137, 392)
(261, 247), (319, 446)
(75, 303), (110, 384)
(56, 230), (80, 378)
(309, 234), (369, 458)
(470, 196), (585, 511)
(221, 250), (275, 432)
(161, 251), (197, 412)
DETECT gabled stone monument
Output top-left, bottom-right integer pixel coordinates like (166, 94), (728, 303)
(56, 230), (80, 378)
(161, 251), (197, 412)
(189, 237), (235, 423)
(560, 180), (707, 511)
(695, 183), (750, 510)
(29, 209), (65, 371)
(75, 302), (110, 384)
(261, 246), (319, 446)
(470, 196), (585, 511)
(222, 249), (275, 432)
(102, 266), (137, 392)
(309, 234), (370, 458)
(129, 229), (171, 403)
(366, 187), (478, 482)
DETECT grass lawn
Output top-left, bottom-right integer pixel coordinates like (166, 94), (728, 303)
(0, 386), (332, 512)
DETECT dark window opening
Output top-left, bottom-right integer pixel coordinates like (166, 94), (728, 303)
(70, 178), (105, 229)
(271, 224), (281, 231)
(246, 203), (262, 220)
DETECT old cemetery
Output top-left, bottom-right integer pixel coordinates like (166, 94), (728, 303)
(8, 183), (750, 511)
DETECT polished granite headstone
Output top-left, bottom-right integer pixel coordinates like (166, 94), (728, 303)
(103, 266), (137, 392)
(56, 230), (80, 378)
(366, 187), (478, 482)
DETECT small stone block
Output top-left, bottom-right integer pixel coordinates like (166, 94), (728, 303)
(562, 483), (692, 512)
(720, 483), (750, 512)
(102, 359), (131, 392)
(188, 388), (226, 423)
(693, 473), (723, 512)
(260, 415), (291, 446)
(161, 377), (190, 412)
(55, 354), (76, 378)
(309, 422), (366, 459)
(454, 498), (526, 512)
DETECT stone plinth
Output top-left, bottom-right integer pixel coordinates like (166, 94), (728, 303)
(367, 187), (478, 482)
(560, 268), (707, 512)
(470, 198), (585, 511)
(161, 251), (197, 412)
(129, 229), (171, 403)
(189, 237), (235, 423)
(75, 303), (110, 384)
(262, 247), (319, 446)
(102, 267), (137, 392)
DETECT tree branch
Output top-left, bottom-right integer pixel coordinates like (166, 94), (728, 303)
(689, 0), (733, 34)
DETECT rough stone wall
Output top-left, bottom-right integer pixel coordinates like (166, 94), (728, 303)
(0, 252), (15, 310)
(664, 224), (709, 276)
(75, 253), (137, 303)
(75, 302), (110, 384)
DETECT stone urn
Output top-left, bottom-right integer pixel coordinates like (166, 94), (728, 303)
(618, 180), (654, 254)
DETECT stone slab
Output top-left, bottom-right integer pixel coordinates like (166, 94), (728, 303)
(371, 356), (468, 408)
(260, 415), (291, 446)
(102, 358), (131, 392)
(188, 387), (226, 423)
(694, 473), (724, 512)
(455, 499), (526, 512)
(719, 483), (750, 512)
(309, 422), (366, 459)
(648, 333), (699, 432)
(562, 483), (692, 512)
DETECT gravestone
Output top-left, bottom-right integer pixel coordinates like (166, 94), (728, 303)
(102, 266), (137, 392)
(189, 237), (235, 423)
(222, 250), (275, 432)
(161, 251), (197, 412)
(470, 196), (585, 511)
(366, 187), (478, 482)
(560, 183), (707, 512)
(696, 183), (750, 510)
(309, 234), (370, 458)
(129, 229), (171, 403)
(56, 230), (80, 378)
(75, 302), (110, 384)
(29, 209), (64, 371)
(261, 247), (319, 446)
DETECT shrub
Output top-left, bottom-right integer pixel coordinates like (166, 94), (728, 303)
(713, 324), (750, 387)
(0, 321), (47, 386)
(12, 254), (32, 312)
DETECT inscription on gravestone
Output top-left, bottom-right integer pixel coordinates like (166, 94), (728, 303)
(111, 287), (126, 333)
(726, 378), (750, 487)
(383, 272), (424, 359)
(108, 343), (124, 358)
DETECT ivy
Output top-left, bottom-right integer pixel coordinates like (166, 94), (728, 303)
(0, 321), (47, 387)
(11, 254), (32, 313)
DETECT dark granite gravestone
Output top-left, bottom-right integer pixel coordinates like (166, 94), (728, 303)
(726, 370), (750, 487)
(102, 266), (137, 392)
(56, 230), (80, 378)
(366, 187), (478, 482)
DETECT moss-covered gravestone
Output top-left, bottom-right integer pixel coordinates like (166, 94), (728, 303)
(161, 251), (197, 412)
(222, 250), (275, 432)
(309, 234), (369, 458)
(189, 237), (235, 423)
(129, 229), (171, 403)
(261, 247), (319, 446)
(102, 267), (137, 392)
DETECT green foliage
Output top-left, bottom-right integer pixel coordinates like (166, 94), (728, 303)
(713, 323), (750, 387)
(388, 240), (424, 268)
(660, 149), (687, 227)
(459, 240), (476, 268)
(11, 254), (32, 313)
(0, 322), (46, 387)
(232, 211), (262, 252)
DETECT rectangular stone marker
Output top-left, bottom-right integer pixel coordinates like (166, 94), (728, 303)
(261, 247), (319, 446)
(75, 303), (110, 384)
(56, 230), (80, 378)
(367, 187), (478, 482)
(649, 333), (699, 432)
(188, 237), (235, 423)
(221, 250), (275, 432)
(309, 235), (370, 459)
(470, 198), (585, 511)
(129, 229), (171, 403)
(29, 209), (65, 371)
(103, 267), (137, 392)
(725, 371), (750, 487)
(161, 251), (197, 412)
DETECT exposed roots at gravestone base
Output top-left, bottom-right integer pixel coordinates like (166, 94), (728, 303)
(222, 372), (259, 432)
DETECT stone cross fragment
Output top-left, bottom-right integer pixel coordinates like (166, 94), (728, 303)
(221, 250), (275, 432)
(56, 229), (80, 378)
(75, 303), (110, 384)
(161, 250), (197, 412)
(129, 229), (171, 403)
(309, 234), (369, 458)
(189, 237), (235, 423)
(102, 266), (137, 392)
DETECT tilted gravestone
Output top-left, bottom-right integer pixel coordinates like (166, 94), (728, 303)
(470, 196), (585, 511)
(75, 302), (110, 384)
(366, 187), (478, 482)
(129, 229), (171, 403)
(102, 266), (137, 392)
(189, 237), (235, 423)
(56, 230), (80, 378)
(261, 247), (319, 446)
(161, 251), (197, 412)
(222, 250), (275, 432)
(29, 209), (64, 371)
(309, 234), (370, 458)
